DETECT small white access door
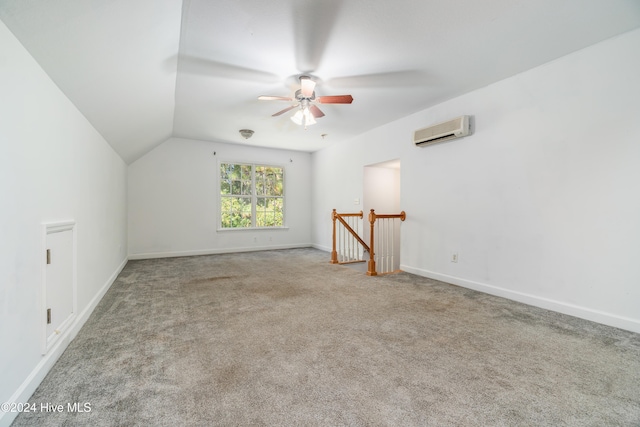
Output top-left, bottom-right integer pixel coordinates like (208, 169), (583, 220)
(43, 221), (76, 354)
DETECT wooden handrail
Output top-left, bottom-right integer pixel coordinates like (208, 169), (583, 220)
(369, 211), (407, 221)
(333, 212), (364, 217)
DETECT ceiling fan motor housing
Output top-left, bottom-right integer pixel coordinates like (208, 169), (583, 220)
(295, 89), (315, 101)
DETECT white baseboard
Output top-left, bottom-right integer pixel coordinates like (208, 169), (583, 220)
(400, 264), (640, 334)
(311, 243), (331, 253)
(128, 243), (313, 260)
(0, 257), (128, 427)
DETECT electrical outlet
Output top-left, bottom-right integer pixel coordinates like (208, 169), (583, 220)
(451, 252), (458, 263)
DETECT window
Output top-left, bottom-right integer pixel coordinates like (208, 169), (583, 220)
(220, 162), (284, 229)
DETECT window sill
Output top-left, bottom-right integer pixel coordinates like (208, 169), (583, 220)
(216, 226), (290, 232)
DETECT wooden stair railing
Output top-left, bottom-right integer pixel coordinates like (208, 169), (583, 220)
(367, 209), (406, 276)
(331, 208), (406, 276)
(331, 210), (369, 265)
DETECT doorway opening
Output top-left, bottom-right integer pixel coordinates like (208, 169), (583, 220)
(364, 159), (401, 271)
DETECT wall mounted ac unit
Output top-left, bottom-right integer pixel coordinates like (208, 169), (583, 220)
(414, 115), (470, 146)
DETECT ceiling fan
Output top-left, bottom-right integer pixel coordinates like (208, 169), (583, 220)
(259, 75), (353, 128)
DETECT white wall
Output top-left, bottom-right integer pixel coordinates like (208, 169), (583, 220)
(128, 137), (312, 258)
(311, 29), (640, 333)
(363, 163), (400, 216)
(0, 21), (128, 426)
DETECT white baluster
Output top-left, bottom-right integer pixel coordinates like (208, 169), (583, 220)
(377, 218), (380, 272)
(355, 217), (360, 260)
(384, 218), (389, 273)
(348, 217), (351, 261)
(391, 218), (395, 271)
(380, 218), (385, 273)
(388, 219), (392, 272)
(349, 217), (354, 261)
(339, 220), (343, 262)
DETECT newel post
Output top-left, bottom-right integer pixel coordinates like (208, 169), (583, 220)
(367, 209), (377, 276)
(330, 209), (339, 264)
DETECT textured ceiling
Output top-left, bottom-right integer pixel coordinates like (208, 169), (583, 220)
(2, 0), (639, 163)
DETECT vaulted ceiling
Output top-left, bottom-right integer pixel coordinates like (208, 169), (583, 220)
(2, 0), (639, 163)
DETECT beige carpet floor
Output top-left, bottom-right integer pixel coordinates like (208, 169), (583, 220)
(12, 248), (640, 426)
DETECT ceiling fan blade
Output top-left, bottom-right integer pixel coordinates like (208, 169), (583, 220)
(300, 76), (316, 98)
(272, 105), (298, 117)
(316, 95), (354, 104)
(177, 55), (280, 83)
(325, 70), (429, 88)
(309, 105), (325, 119)
(259, 95), (293, 101)
(293, 0), (344, 73)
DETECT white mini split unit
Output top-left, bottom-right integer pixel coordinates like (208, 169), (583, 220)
(414, 115), (470, 146)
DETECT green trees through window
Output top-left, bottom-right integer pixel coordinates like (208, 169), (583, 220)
(220, 163), (284, 228)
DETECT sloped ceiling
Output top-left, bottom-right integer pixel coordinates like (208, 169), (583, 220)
(1, 0), (639, 163)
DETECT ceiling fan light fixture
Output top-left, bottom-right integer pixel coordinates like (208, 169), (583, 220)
(291, 107), (316, 127)
(303, 107), (316, 125)
(290, 110), (303, 125)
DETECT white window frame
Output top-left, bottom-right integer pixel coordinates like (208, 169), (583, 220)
(218, 161), (286, 230)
